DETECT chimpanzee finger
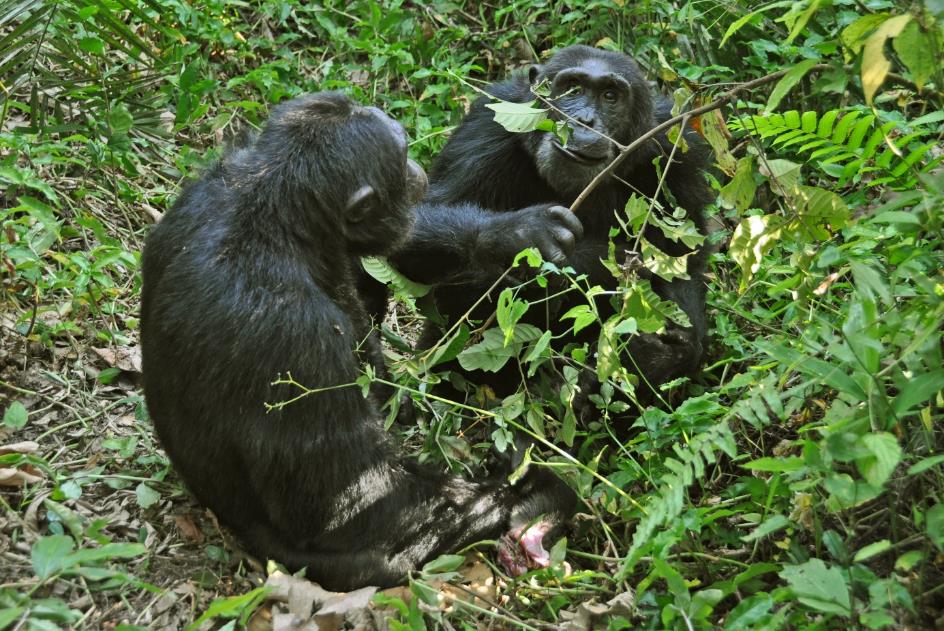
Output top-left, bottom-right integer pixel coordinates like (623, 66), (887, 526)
(547, 205), (584, 241)
(551, 225), (576, 257)
(537, 237), (568, 265)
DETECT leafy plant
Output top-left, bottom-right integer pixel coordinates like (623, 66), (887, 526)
(729, 108), (944, 188)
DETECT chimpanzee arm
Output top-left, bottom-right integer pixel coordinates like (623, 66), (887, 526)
(390, 202), (583, 286)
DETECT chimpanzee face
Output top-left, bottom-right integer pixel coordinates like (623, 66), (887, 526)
(526, 46), (653, 197)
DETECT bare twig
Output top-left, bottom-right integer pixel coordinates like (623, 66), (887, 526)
(569, 64), (833, 213)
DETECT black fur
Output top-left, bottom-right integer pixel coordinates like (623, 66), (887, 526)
(392, 46), (712, 394)
(141, 92), (575, 591)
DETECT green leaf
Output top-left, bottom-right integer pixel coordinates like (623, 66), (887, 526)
(425, 325), (470, 367)
(908, 454), (944, 475)
(856, 432), (901, 488)
(0, 608), (25, 629)
(841, 13), (892, 54)
(422, 554), (465, 575)
(186, 587), (269, 631)
(560, 304), (596, 334)
(824, 473), (882, 509)
(361, 257), (431, 297)
(135, 483), (160, 509)
(787, 185), (849, 239)
(925, 503), (944, 551)
(18, 195), (62, 237)
(98, 367), (122, 385)
(32, 535), (75, 580)
(548, 537), (567, 567)
(895, 550), (924, 571)
(742, 456), (805, 472)
(522, 329), (552, 364)
(497, 288), (528, 346)
(65, 542), (146, 567)
(779, 558), (851, 615)
(719, 1), (794, 47)
(79, 36), (105, 55)
(765, 59), (820, 112)
(410, 579), (440, 606)
(723, 594), (773, 630)
(759, 159), (802, 191)
(108, 104), (134, 135)
(44, 499), (84, 540)
(741, 514), (789, 542)
(457, 325), (543, 373)
(484, 100), (548, 133)
(893, 20), (935, 90)
(3, 401), (29, 429)
(853, 539), (891, 562)
(784, 0), (827, 44)
(891, 369), (944, 416)
(719, 156), (757, 212)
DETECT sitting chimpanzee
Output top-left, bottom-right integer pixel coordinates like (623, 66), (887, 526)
(392, 45), (712, 396)
(140, 92), (575, 591)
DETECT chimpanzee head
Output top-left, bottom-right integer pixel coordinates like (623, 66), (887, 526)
(526, 46), (655, 196)
(253, 92), (427, 255)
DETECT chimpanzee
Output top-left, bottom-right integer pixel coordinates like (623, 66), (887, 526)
(140, 92), (575, 591)
(392, 45), (711, 395)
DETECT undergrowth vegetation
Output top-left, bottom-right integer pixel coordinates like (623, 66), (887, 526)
(1, 0), (942, 629)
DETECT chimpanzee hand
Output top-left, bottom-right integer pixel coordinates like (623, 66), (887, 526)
(476, 204), (583, 268)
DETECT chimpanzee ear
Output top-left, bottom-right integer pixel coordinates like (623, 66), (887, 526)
(528, 65), (544, 85)
(345, 185), (377, 223)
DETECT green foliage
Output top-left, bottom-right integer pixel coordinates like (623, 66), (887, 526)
(730, 108), (943, 188)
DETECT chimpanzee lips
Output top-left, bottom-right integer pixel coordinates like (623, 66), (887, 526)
(552, 142), (608, 166)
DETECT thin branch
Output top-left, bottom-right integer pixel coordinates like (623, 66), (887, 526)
(569, 64), (833, 213)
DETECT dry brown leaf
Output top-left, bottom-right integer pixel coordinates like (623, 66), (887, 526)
(317, 586), (378, 617)
(173, 513), (205, 543)
(560, 591), (635, 631)
(271, 611), (319, 631)
(0, 441), (39, 455)
(265, 572), (340, 619)
(813, 272), (841, 296)
(0, 466), (44, 486)
(92, 345), (143, 373)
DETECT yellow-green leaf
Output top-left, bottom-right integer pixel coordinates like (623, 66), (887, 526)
(730, 215), (782, 291)
(840, 13), (891, 55)
(641, 238), (691, 281)
(861, 14), (912, 104)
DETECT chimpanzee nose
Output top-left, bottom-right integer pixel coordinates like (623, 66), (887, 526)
(575, 108), (595, 126)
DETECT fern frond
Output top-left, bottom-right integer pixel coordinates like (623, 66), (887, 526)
(729, 109), (941, 189)
(617, 420), (737, 578)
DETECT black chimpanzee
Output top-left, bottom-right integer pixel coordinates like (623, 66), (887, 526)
(140, 92), (575, 591)
(392, 45), (712, 395)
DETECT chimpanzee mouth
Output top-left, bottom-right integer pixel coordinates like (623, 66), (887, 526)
(553, 142), (608, 166)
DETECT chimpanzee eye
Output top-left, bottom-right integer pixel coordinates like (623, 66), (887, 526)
(603, 89), (618, 102)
